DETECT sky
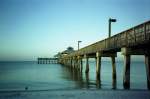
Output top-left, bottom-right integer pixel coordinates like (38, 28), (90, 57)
(0, 0), (150, 61)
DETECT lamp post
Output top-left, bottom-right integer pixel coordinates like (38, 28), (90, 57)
(78, 41), (82, 50)
(108, 18), (117, 38)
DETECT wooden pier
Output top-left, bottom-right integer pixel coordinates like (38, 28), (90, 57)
(59, 20), (150, 89)
(37, 58), (58, 64)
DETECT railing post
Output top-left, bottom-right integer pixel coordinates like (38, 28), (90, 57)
(125, 31), (128, 46)
(133, 28), (136, 43)
(144, 23), (146, 40)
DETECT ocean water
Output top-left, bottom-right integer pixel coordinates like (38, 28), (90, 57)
(0, 60), (148, 91)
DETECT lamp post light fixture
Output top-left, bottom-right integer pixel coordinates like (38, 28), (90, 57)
(78, 41), (82, 50)
(108, 18), (117, 38)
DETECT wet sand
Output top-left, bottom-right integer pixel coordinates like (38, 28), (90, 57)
(0, 89), (150, 99)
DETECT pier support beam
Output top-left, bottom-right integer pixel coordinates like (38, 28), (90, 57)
(111, 56), (117, 89)
(85, 72), (89, 88)
(145, 54), (150, 90)
(72, 58), (74, 68)
(95, 51), (117, 88)
(73, 57), (76, 69)
(85, 55), (89, 74)
(77, 56), (81, 71)
(121, 47), (150, 89)
(70, 58), (72, 68)
(80, 58), (83, 73)
(75, 58), (78, 70)
(96, 52), (101, 81)
(74, 58), (77, 69)
(122, 48), (131, 89)
(123, 55), (130, 89)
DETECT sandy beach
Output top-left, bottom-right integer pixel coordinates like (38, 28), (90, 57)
(0, 89), (150, 99)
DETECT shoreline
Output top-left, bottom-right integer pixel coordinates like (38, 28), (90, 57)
(0, 88), (149, 93)
(0, 89), (150, 99)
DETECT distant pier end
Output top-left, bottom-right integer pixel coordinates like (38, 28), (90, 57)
(37, 58), (58, 64)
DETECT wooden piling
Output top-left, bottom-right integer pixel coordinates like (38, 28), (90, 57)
(72, 58), (75, 69)
(111, 56), (117, 89)
(70, 59), (72, 68)
(121, 47), (131, 89)
(145, 54), (150, 90)
(96, 52), (101, 81)
(75, 58), (78, 69)
(77, 56), (81, 71)
(80, 58), (83, 73)
(85, 72), (89, 88)
(85, 55), (89, 74)
(123, 55), (130, 89)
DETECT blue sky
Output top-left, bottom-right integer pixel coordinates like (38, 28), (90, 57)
(0, 0), (150, 61)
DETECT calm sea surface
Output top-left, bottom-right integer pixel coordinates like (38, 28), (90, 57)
(0, 60), (148, 91)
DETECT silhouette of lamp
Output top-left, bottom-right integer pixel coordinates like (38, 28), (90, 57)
(78, 41), (82, 50)
(108, 18), (117, 38)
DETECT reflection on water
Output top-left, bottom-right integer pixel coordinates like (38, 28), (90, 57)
(0, 61), (148, 91)
(60, 60), (147, 90)
(60, 65), (86, 89)
(96, 76), (101, 89)
(60, 65), (117, 89)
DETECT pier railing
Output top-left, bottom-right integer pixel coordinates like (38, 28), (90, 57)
(65, 20), (150, 57)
